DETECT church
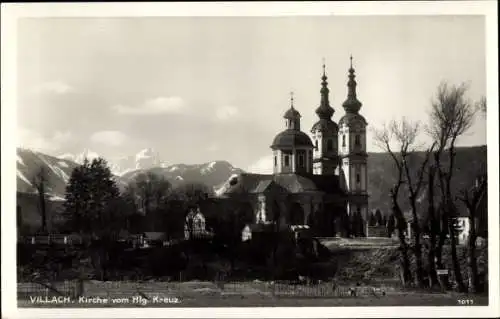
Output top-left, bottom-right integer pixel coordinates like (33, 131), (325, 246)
(213, 57), (368, 237)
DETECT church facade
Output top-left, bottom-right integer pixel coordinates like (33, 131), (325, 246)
(215, 58), (368, 237)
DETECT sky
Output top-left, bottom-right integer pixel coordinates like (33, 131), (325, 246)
(16, 15), (487, 173)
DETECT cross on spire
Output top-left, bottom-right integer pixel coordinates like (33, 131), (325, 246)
(350, 55), (353, 69)
(322, 57), (326, 75)
(290, 91), (294, 108)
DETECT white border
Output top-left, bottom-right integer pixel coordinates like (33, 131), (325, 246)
(2, 1), (498, 318)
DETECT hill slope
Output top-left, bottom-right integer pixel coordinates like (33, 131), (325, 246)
(17, 148), (78, 199)
(368, 145), (487, 216)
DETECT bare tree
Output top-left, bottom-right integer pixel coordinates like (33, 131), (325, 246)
(389, 119), (434, 288)
(476, 96), (486, 115)
(427, 81), (477, 292)
(373, 121), (413, 286)
(32, 167), (49, 234)
(457, 175), (487, 293)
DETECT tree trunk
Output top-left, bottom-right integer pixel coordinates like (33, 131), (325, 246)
(427, 231), (438, 288)
(435, 209), (447, 269)
(412, 219), (425, 288)
(391, 194), (412, 286)
(409, 195), (425, 288)
(467, 216), (478, 293)
(449, 220), (466, 292)
(427, 169), (439, 288)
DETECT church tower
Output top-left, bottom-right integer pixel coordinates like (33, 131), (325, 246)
(271, 93), (314, 174)
(311, 61), (339, 175)
(338, 56), (369, 222)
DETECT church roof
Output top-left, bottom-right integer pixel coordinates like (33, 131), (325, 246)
(283, 107), (301, 119)
(218, 172), (345, 196)
(311, 118), (339, 133)
(271, 129), (314, 149)
(338, 112), (368, 126)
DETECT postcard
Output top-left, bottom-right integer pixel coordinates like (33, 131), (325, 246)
(1, 1), (498, 318)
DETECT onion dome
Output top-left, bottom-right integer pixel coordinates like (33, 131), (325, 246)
(311, 60), (338, 134)
(311, 119), (339, 133)
(342, 55), (363, 114)
(315, 61), (335, 120)
(283, 92), (301, 119)
(338, 112), (367, 126)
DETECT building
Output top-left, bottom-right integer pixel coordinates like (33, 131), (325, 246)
(456, 175), (488, 245)
(184, 206), (212, 240)
(216, 58), (369, 237)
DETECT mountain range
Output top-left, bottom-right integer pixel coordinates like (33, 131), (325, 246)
(16, 147), (245, 199)
(15, 145), (487, 229)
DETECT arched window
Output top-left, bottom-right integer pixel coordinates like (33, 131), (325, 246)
(284, 155), (290, 166)
(315, 140), (318, 150)
(356, 173), (361, 184)
(327, 139), (333, 151)
(342, 135), (346, 147)
(355, 134), (361, 147)
(274, 156), (277, 166)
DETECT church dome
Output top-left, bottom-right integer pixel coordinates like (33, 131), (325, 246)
(283, 107), (301, 119)
(270, 129), (314, 150)
(311, 119), (339, 133)
(338, 112), (367, 126)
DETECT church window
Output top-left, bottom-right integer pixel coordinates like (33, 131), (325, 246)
(315, 140), (318, 150)
(355, 134), (361, 147)
(284, 155), (290, 166)
(274, 156), (277, 166)
(356, 173), (361, 184)
(342, 135), (346, 147)
(327, 139), (333, 151)
(298, 154), (304, 167)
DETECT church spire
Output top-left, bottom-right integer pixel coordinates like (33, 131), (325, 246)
(342, 55), (362, 114)
(315, 59), (335, 120)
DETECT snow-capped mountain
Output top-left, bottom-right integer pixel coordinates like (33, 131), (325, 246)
(120, 160), (244, 190)
(135, 147), (161, 170)
(21, 148), (245, 196)
(58, 149), (100, 164)
(59, 148), (163, 176)
(18, 148), (78, 200)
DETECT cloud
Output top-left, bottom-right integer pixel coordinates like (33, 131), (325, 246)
(113, 96), (186, 115)
(206, 143), (220, 152)
(32, 81), (75, 95)
(246, 155), (273, 174)
(90, 130), (128, 147)
(18, 128), (73, 153)
(52, 131), (73, 145)
(215, 106), (239, 121)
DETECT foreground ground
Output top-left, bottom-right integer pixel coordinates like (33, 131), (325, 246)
(18, 280), (488, 307)
(18, 237), (488, 307)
